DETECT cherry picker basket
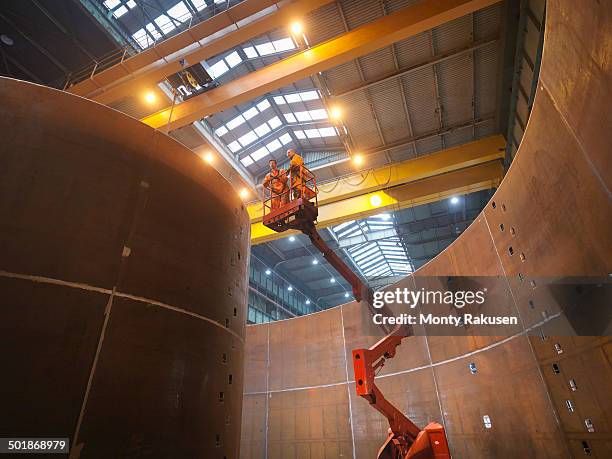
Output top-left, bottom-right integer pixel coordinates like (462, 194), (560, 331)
(262, 165), (318, 233)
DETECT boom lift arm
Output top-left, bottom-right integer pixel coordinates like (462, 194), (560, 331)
(262, 164), (450, 459)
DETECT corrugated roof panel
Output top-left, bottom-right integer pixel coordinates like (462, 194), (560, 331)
(415, 135), (443, 155)
(475, 118), (496, 139)
(369, 79), (410, 144)
(442, 124), (474, 148)
(389, 144), (416, 163)
(341, 91), (380, 150)
(339, 0), (383, 29)
(400, 67), (439, 135)
(357, 46), (396, 80)
(432, 14), (472, 54)
(385, 0), (421, 14)
(394, 32), (432, 69)
(474, 44), (498, 117)
(304, 2), (344, 45)
(437, 53), (473, 126)
(324, 60), (362, 94)
(474, 3), (503, 40)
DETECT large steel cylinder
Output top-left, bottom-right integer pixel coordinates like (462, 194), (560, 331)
(0, 77), (249, 458)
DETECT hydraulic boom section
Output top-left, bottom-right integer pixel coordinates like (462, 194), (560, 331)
(262, 163), (450, 459)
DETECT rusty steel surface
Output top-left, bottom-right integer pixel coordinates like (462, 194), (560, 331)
(241, 0), (612, 457)
(0, 77), (250, 458)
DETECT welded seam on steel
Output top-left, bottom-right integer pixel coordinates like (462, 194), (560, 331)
(539, 81), (611, 200)
(0, 270), (244, 343)
(412, 276), (447, 430)
(243, 311), (562, 395)
(339, 305), (357, 459)
(71, 288), (116, 456)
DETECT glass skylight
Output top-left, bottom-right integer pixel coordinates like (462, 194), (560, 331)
(132, 28), (152, 49)
(225, 51), (242, 68)
(167, 2), (192, 22)
(191, 0), (207, 10)
(127, 0), (136, 8)
(154, 15), (176, 34)
(209, 60), (229, 79)
(331, 215), (412, 280)
(243, 38), (296, 59)
(103, 0), (120, 9)
(113, 5), (128, 18)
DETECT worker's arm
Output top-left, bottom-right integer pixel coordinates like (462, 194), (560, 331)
(262, 174), (270, 189)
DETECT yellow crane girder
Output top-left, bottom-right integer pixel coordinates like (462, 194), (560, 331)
(249, 136), (505, 244)
(140, 0), (501, 131)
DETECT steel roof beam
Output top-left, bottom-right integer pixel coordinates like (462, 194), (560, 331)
(140, 0), (501, 131)
(69, 0), (334, 102)
(250, 143), (505, 244)
(248, 134), (504, 222)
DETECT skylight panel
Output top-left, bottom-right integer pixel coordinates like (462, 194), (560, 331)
(190, 0), (207, 10)
(266, 139), (282, 152)
(215, 125), (228, 136)
(310, 109), (328, 120)
(243, 46), (258, 58)
(256, 42), (275, 56)
(284, 113), (296, 123)
(273, 37), (296, 52)
(285, 93), (301, 104)
(334, 221), (355, 232)
(257, 99), (271, 112)
(239, 131), (258, 147)
(146, 23), (162, 40)
(240, 156), (254, 167)
(227, 141), (241, 153)
(279, 133), (292, 145)
(319, 127), (337, 137)
(209, 60), (229, 79)
(154, 15), (175, 34)
(304, 129), (321, 139)
(127, 0), (137, 8)
(254, 123), (271, 137)
(273, 96), (286, 105)
(103, 0), (120, 9)
(268, 116), (282, 129)
(167, 2), (191, 22)
(225, 51), (242, 68)
(294, 130), (306, 139)
(300, 90), (319, 101)
(113, 5), (128, 18)
(251, 147), (269, 161)
(132, 29), (150, 49)
(295, 111), (312, 122)
(243, 107), (258, 120)
(226, 115), (245, 130)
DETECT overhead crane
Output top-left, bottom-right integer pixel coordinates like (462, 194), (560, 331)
(262, 164), (450, 459)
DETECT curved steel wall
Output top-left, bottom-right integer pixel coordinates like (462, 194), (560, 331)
(240, 1), (612, 457)
(0, 78), (250, 458)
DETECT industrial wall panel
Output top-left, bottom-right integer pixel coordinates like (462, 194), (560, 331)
(241, 394), (268, 459)
(268, 308), (346, 390)
(267, 384), (353, 458)
(241, 1), (611, 456)
(0, 76), (249, 458)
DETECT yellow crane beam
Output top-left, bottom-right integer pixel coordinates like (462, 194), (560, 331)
(69, 0), (334, 104)
(140, 0), (500, 131)
(249, 136), (505, 244)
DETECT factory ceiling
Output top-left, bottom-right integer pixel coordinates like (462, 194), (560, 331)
(0, 0), (539, 308)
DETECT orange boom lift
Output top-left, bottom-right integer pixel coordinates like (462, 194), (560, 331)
(262, 164), (450, 459)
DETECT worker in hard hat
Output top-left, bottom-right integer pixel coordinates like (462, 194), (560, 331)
(287, 149), (306, 200)
(263, 159), (289, 210)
